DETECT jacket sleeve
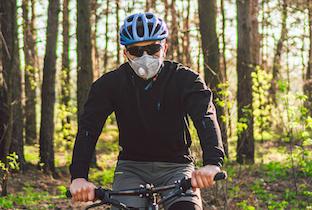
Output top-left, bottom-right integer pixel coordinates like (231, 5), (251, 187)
(182, 72), (224, 167)
(69, 80), (114, 181)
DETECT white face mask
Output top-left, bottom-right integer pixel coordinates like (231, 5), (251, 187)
(127, 52), (163, 80)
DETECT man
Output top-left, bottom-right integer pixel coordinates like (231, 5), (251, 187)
(69, 12), (224, 210)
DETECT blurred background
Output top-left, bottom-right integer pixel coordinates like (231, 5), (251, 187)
(0, 0), (311, 209)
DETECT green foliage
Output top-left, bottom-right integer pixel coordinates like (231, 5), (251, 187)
(24, 145), (39, 164)
(237, 105), (252, 135)
(262, 162), (288, 181)
(237, 200), (256, 210)
(252, 66), (273, 138)
(54, 102), (77, 165)
(25, 64), (38, 91)
(0, 152), (19, 172)
(89, 167), (115, 186)
(188, 120), (202, 166)
(102, 168), (115, 185)
(56, 185), (67, 199)
(267, 200), (288, 210)
(215, 82), (232, 113)
(298, 159), (312, 177)
(0, 186), (51, 208)
(251, 179), (291, 209)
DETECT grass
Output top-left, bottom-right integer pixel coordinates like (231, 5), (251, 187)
(0, 186), (53, 209)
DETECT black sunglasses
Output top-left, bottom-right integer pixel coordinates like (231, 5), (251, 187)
(126, 44), (162, 57)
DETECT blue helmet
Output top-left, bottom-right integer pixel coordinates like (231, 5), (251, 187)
(119, 12), (168, 46)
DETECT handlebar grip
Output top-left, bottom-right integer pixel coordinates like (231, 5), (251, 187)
(65, 188), (104, 199)
(66, 190), (72, 198)
(182, 171), (227, 191)
(213, 171), (227, 181)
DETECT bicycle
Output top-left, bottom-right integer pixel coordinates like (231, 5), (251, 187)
(66, 171), (227, 210)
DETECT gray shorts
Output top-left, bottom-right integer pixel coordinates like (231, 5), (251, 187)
(111, 160), (202, 210)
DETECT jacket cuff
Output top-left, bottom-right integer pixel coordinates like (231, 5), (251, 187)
(69, 164), (89, 182)
(203, 157), (223, 167)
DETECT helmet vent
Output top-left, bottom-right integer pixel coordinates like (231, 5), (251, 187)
(127, 26), (133, 37)
(148, 23), (153, 35)
(127, 16), (134, 22)
(122, 29), (130, 39)
(154, 24), (161, 35)
(146, 14), (153, 19)
(137, 23), (144, 37)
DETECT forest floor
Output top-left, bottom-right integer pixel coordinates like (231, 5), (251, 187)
(1, 128), (312, 209)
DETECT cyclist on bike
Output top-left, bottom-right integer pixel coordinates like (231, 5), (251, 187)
(69, 12), (225, 210)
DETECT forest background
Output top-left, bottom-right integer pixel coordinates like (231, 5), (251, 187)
(0, 0), (312, 209)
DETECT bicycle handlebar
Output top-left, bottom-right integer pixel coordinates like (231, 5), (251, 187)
(66, 171), (227, 199)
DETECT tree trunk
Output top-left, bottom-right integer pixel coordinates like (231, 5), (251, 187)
(77, 0), (98, 167)
(39, 0), (60, 174)
(10, 20), (25, 170)
(236, 0), (259, 164)
(164, 0), (169, 23)
(0, 0), (17, 196)
(116, 0), (121, 65)
(221, 0), (232, 140)
(91, 0), (100, 79)
(146, 0), (157, 12)
(0, 23), (6, 161)
(61, 0), (71, 130)
(164, 0), (171, 58)
(146, 0), (151, 11)
(183, 0), (191, 66)
(304, 0), (312, 116)
(269, 0), (287, 105)
(23, 0), (37, 145)
(171, 0), (179, 60)
(77, 0), (93, 122)
(103, 0), (110, 73)
(198, 0), (228, 156)
(30, 0), (38, 69)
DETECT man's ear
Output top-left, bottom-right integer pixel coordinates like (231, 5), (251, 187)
(123, 48), (128, 60)
(163, 42), (168, 57)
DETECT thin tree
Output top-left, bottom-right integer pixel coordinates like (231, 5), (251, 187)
(221, 0), (232, 139)
(10, 18), (25, 170)
(269, 0), (288, 105)
(171, 0), (180, 60)
(146, 0), (151, 11)
(22, 0), (37, 145)
(61, 0), (71, 132)
(183, 0), (191, 67)
(236, 0), (259, 164)
(116, 0), (121, 64)
(198, 0), (228, 156)
(30, 0), (38, 69)
(103, 0), (110, 73)
(304, 0), (312, 115)
(39, 0), (60, 174)
(91, 0), (100, 79)
(164, 0), (172, 59)
(146, 0), (157, 12)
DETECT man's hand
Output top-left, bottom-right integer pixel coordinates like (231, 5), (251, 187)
(191, 165), (221, 190)
(70, 178), (96, 202)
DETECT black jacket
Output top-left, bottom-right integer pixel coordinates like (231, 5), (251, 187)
(70, 60), (224, 180)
